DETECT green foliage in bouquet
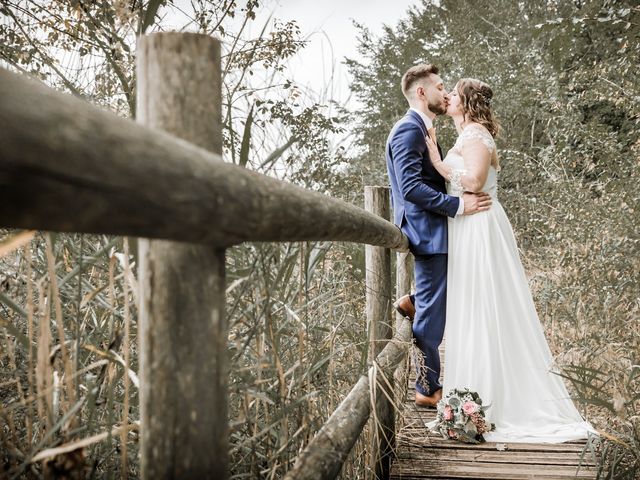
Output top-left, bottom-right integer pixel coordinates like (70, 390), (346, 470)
(429, 388), (495, 444)
(427, 388), (495, 443)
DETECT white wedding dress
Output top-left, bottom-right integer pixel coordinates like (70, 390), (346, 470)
(441, 124), (597, 443)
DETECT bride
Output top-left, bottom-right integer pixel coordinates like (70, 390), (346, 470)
(426, 78), (597, 443)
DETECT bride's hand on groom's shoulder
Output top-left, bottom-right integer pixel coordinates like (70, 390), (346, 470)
(462, 192), (492, 215)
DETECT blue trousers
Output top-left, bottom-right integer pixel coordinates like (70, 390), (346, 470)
(413, 254), (447, 396)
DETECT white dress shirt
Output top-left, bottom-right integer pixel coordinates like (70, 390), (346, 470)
(409, 108), (465, 216)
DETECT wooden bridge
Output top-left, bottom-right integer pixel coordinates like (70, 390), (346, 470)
(0, 32), (597, 479)
(391, 346), (597, 479)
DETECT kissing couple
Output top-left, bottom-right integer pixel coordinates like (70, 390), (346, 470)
(385, 64), (597, 442)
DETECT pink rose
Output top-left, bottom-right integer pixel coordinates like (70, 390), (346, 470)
(462, 401), (479, 415)
(443, 405), (453, 421)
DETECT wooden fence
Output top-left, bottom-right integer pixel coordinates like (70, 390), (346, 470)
(0, 32), (414, 479)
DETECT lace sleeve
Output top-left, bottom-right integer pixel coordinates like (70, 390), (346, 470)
(449, 168), (467, 196)
(460, 125), (495, 154)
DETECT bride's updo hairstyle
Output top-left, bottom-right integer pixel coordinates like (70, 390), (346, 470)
(456, 78), (500, 138)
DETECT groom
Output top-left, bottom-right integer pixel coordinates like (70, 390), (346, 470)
(386, 64), (491, 407)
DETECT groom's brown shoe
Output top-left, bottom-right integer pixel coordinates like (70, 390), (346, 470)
(415, 388), (442, 408)
(394, 294), (415, 321)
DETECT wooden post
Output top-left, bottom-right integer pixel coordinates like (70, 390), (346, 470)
(393, 250), (414, 433)
(365, 186), (393, 480)
(136, 33), (227, 479)
(393, 251), (413, 379)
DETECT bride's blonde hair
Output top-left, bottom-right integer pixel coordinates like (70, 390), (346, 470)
(456, 78), (500, 138)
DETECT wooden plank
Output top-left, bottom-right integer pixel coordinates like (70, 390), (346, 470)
(397, 434), (590, 454)
(397, 434), (588, 451)
(390, 459), (596, 479)
(0, 68), (408, 251)
(390, 344), (597, 480)
(396, 447), (596, 466)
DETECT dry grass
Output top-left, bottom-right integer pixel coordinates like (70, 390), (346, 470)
(1, 196), (638, 480)
(0, 234), (375, 478)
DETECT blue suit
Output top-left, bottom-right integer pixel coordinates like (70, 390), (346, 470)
(385, 109), (460, 396)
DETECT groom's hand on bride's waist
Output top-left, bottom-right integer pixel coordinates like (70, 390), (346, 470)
(461, 192), (492, 215)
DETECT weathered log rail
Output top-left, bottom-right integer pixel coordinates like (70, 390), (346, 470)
(0, 32), (413, 479)
(0, 63), (406, 250)
(284, 315), (413, 480)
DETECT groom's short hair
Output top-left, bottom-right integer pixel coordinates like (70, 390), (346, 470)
(402, 64), (439, 98)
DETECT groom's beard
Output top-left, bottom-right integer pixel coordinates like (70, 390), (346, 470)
(429, 100), (447, 116)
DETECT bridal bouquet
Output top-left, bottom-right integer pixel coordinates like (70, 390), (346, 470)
(427, 388), (494, 444)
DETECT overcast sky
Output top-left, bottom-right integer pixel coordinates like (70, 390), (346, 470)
(165, 1), (419, 108)
(265, 0), (418, 105)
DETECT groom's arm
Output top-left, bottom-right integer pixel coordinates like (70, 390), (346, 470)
(391, 122), (460, 217)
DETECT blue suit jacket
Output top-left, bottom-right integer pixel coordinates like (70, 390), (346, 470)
(386, 110), (460, 255)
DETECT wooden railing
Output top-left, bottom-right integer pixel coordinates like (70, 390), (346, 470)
(0, 32), (414, 479)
